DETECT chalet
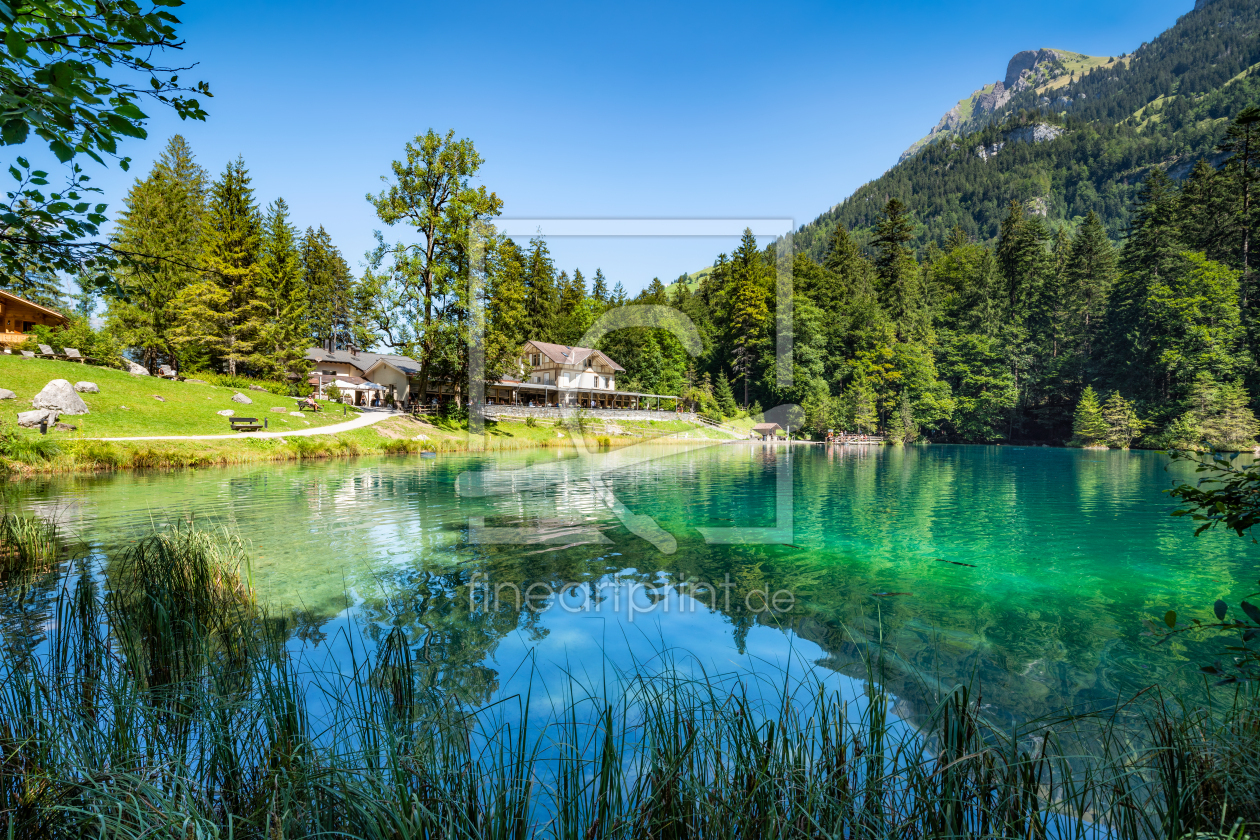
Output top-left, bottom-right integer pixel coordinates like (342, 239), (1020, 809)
(482, 341), (677, 410)
(0, 290), (68, 346)
(304, 347), (427, 406)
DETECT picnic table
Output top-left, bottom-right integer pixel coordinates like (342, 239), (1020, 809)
(228, 417), (265, 432)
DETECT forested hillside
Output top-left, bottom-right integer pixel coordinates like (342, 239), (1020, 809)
(795, 0), (1260, 259)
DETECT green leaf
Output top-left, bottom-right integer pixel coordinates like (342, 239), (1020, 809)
(0, 2), (16, 25)
(1164, 610), (1177, 629)
(5, 28), (27, 60)
(49, 139), (73, 162)
(1, 119), (28, 146)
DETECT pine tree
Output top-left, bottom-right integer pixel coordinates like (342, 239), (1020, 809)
(996, 199), (1050, 321)
(590, 268), (609, 306)
(1071, 385), (1108, 446)
(302, 225), (356, 348)
(1, 251), (67, 310)
(714, 369), (737, 417)
(726, 228), (771, 407)
(485, 237), (529, 382)
(523, 237), (559, 340)
(107, 135), (206, 371)
(1063, 211), (1116, 364)
(1186, 374), (1259, 450)
(1217, 106), (1260, 290)
(172, 156), (263, 375)
(872, 199), (922, 332)
(1101, 390), (1146, 448)
(256, 198), (308, 380)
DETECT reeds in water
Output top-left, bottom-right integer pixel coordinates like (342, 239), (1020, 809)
(0, 524), (1257, 837)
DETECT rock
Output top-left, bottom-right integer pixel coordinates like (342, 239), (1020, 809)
(152, 395), (166, 402)
(73, 381), (98, 393)
(289, 411), (304, 417)
(17, 409), (58, 428)
(53, 422), (76, 432)
(126, 360), (149, 376)
(32, 379), (89, 415)
(217, 409), (234, 417)
(231, 393), (252, 405)
(270, 406), (287, 413)
(0, 389), (14, 400)
(413, 433), (429, 441)
(248, 384), (267, 392)
(184, 378), (207, 384)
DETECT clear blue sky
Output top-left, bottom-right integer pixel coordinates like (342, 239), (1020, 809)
(86, 0), (1192, 294)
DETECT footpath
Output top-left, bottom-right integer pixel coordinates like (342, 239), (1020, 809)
(82, 408), (396, 442)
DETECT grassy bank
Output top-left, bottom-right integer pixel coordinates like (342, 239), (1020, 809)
(1, 522), (1257, 838)
(0, 392), (735, 474)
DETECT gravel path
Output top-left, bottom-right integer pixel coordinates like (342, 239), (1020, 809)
(80, 408), (398, 441)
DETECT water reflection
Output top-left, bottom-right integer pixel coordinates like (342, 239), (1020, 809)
(2, 444), (1247, 733)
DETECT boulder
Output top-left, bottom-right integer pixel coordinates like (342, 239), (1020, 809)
(184, 378), (207, 384)
(289, 411), (304, 418)
(152, 395), (166, 402)
(269, 406), (288, 413)
(126, 360), (149, 376)
(248, 384), (267, 392)
(0, 389), (14, 400)
(32, 379), (89, 415)
(217, 409), (234, 417)
(17, 409), (58, 428)
(73, 381), (99, 394)
(53, 422), (77, 432)
(231, 393), (252, 405)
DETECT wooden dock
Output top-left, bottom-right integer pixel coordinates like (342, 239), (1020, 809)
(826, 433), (887, 446)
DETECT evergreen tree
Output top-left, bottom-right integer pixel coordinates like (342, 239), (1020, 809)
(523, 237), (559, 340)
(1101, 390), (1146, 448)
(1063, 211), (1116, 364)
(1, 252), (67, 311)
(871, 199), (922, 332)
(714, 370), (737, 417)
(725, 229), (771, 408)
(256, 198), (308, 379)
(590, 268), (609, 306)
(1182, 374), (1259, 450)
(1071, 385), (1108, 446)
(302, 225), (357, 348)
(171, 156), (263, 375)
(107, 134), (206, 372)
(485, 236), (529, 383)
(1216, 106), (1260, 292)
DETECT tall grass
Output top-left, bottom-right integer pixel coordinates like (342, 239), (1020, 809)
(0, 524), (1257, 837)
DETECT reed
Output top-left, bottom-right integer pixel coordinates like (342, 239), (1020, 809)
(0, 525), (1258, 838)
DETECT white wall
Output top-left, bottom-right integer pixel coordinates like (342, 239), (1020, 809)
(366, 364), (410, 402)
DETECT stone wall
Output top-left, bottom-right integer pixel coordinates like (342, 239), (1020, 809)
(480, 405), (695, 424)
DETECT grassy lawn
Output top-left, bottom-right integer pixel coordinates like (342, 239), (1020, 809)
(0, 355), (360, 439)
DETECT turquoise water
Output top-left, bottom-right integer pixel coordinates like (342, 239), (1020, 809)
(5, 442), (1252, 729)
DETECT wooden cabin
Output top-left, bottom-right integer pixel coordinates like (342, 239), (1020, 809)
(0, 290), (68, 345)
(752, 422), (783, 441)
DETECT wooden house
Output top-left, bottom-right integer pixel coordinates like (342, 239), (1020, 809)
(0, 290), (68, 346)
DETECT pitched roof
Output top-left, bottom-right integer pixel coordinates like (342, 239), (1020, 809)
(752, 423), (783, 433)
(525, 340), (625, 372)
(304, 347), (422, 375)
(0, 289), (67, 322)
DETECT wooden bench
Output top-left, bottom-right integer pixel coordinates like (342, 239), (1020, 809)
(296, 401), (322, 412)
(228, 417), (265, 432)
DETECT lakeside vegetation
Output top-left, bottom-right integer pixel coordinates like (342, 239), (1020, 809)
(0, 519), (1257, 837)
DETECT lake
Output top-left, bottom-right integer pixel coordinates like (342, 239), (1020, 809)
(4, 441), (1249, 731)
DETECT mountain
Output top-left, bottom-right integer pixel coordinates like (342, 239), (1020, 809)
(795, 0), (1260, 262)
(898, 49), (1120, 162)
